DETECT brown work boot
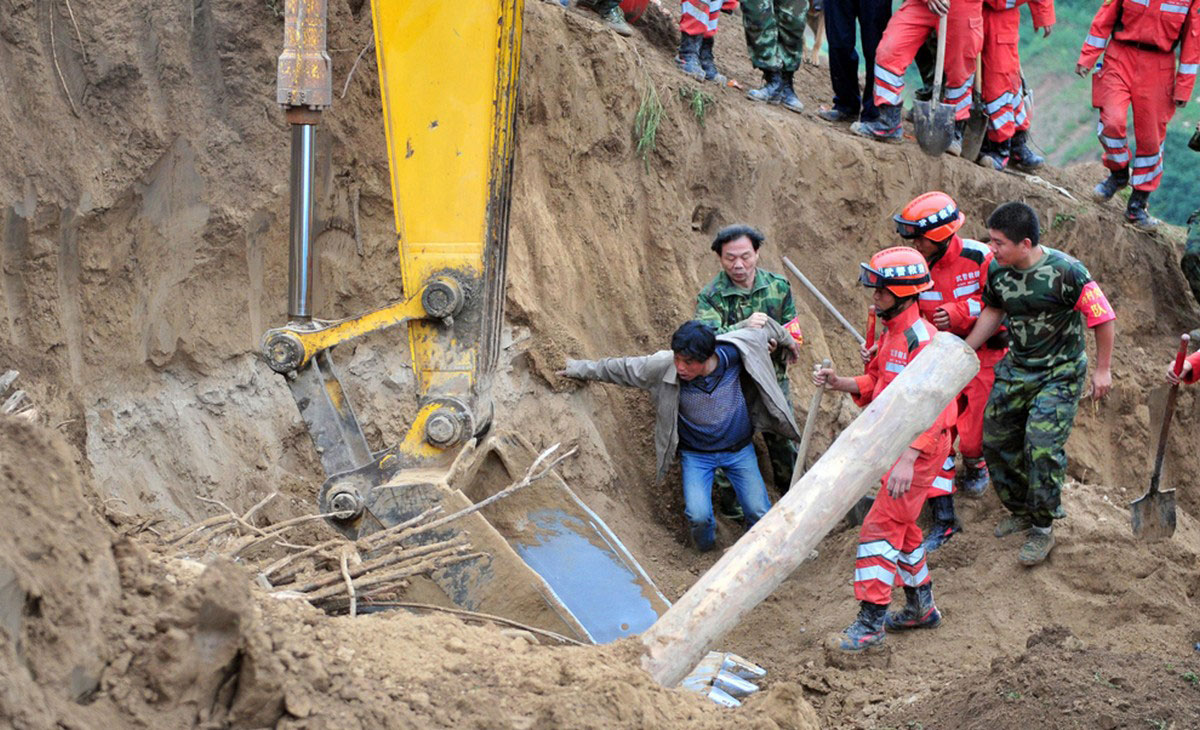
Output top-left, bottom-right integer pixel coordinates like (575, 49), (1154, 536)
(994, 513), (1033, 538)
(1018, 528), (1055, 566)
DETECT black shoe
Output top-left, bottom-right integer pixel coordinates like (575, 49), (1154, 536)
(837, 601), (888, 651)
(956, 459), (989, 497)
(817, 106), (855, 122)
(851, 104), (902, 141)
(1009, 130), (1044, 170)
(1126, 189), (1160, 229)
(676, 33), (705, 79)
(698, 36), (726, 84)
(716, 485), (744, 521)
(747, 69), (782, 103)
(775, 71), (804, 113)
(922, 495), (960, 551)
(884, 584), (942, 631)
(1093, 168), (1130, 202)
(977, 137), (1008, 170)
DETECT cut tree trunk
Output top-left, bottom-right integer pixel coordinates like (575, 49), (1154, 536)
(639, 332), (979, 687)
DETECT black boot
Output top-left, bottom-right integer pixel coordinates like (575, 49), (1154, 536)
(747, 69), (782, 103)
(1093, 167), (1129, 202)
(922, 495), (961, 551)
(698, 36), (726, 84)
(676, 33), (705, 79)
(884, 583), (942, 631)
(775, 70), (804, 113)
(1009, 130), (1044, 170)
(1126, 189), (1160, 229)
(977, 137), (1008, 171)
(850, 103), (902, 141)
(837, 601), (888, 651)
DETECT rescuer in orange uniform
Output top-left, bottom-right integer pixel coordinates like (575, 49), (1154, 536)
(1077, 0), (1200, 229)
(813, 247), (955, 652)
(851, 0), (984, 149)
(887, 193), (1007, 552)
(976, 0), (1055, 170)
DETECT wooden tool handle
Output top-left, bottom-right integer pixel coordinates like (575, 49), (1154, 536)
(791, 358), (833, 488)
(1150, 334), (1191, 493)
(932, 13), (948, 100)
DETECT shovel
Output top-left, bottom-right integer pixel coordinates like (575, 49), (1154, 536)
(1130, 333), (1190, 540)
(960, 55), (988, 162)
(913, 13), (956, 157)
(790, 358), (832, 489)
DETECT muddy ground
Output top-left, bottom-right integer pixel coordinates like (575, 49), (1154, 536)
(2, 0), (1199, 728)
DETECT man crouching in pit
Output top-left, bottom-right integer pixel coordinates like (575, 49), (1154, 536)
(558, 320), (801, 552)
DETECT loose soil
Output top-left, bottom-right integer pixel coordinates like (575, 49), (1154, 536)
(1, 0), (1198, 728)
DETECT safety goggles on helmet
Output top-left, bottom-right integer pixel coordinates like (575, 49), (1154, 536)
(893, 200), (964, 242)
(858, 261), (931, 289)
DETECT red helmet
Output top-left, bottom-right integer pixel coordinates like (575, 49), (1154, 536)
(859, 247), (934, 298)
(894, 191), (964, 242)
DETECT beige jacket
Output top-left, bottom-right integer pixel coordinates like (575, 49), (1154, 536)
(565, 323), (801, 482)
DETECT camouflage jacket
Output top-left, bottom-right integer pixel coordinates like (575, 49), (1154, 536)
(695, 268), (797, 379)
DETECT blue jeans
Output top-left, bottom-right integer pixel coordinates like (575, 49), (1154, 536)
(680, 443), (772, 551)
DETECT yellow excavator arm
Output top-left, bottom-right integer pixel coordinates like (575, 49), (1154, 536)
(262, 0), (523, 494)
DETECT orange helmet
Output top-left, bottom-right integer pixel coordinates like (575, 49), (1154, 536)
(859, 247), (933, 298)
(894, 191), (964, 242)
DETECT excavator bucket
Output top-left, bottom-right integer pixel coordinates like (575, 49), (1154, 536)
(319, 433), (670, 643)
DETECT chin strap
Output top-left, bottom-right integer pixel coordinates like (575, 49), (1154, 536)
(877, 296), (917, 322)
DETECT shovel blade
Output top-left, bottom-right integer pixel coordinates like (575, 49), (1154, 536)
(913, 100), (957, 157)
(1129, 488), (1176, 540)
(960, 106), (988, 162)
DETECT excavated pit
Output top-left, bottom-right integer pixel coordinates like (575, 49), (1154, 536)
(2, 0), (1199, 727)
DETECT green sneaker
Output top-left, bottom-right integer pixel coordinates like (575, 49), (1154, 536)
(994, 513), (1033, 538)
(1018, 529), (1056, 566)
(602, 6), (633, 36)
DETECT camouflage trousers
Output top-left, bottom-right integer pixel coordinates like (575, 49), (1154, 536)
(715, 382), (798, 504)
(741, 0), (808, 72)
(1183, 209), (1200, 308)
(982, 356), (1087, 528)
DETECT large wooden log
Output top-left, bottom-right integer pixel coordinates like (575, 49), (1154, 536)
(639, 332), (980, 687)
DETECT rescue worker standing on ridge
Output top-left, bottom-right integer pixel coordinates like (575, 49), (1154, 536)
(891, 192), (1007, 551)
(851, 0), (984, 151)
(976, 0), (1054, 170)
(696, 225), (802, 514)
(1076, 0), (1200, 229)
(677, 0), (740, 84)
(741, 0), (808, 112)
(965, 202), (1116, 566)
(813, 247), (955, 652)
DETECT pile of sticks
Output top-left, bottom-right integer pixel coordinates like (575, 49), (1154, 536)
(165, 442), (576, 617)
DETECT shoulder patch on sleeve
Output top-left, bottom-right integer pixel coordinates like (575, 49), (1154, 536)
(904, 319), (932, 351)
(960, 238), (991, 264)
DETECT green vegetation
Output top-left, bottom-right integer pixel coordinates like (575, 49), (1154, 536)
(679, 87), (715, 127)
(634, 81), (665, 171)
(1181, 670), (1199, 685)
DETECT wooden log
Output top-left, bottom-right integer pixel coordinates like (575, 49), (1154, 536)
(639, 332), (979, 687)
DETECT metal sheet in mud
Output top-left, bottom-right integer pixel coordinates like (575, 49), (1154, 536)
(512, 508), (664, 643)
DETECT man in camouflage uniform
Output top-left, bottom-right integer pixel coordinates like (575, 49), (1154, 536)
(741, 0), (808, 112)
(1183, 209), (1200, 307)
(965, 202), (1116, 566)
(696, 224), (801, 514)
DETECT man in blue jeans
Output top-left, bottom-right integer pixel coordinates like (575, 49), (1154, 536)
(559, 320), (801, 551)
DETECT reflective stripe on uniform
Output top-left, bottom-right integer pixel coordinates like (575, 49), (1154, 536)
(885, 361), (906, 374)
(1085, 35), (1109, 48)
(931, 475), (954, 494)
(682, 3), (716, 28)
(991, 110), (1015, 130)
(857, 539), (900, 562)
(986, 93), (1013, 114)
(855, 565), (896, 585)
(875, 83), (902, 105)
(953, 282), (980, 298)
(968, 299), (982, 316)
(1181, 64), (1199, 75)
(911, 319), (932, 343)
(1162, 2), (1189, 12)
(942, 456), (956, 470)
(898, 545), (926, 566)
(919, 290), (944, 300)
(1133, 151), (1162, 167)
(874, 64), (905, 87)
(1106, 151), (1130, 163)
(900, 564), (930, 586)
(1131, 162), (1164, 185)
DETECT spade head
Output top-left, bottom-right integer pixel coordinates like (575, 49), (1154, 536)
(1129, 487), (1176, 541)
(913, 99), (956, 157)
(960, 105), (988, 162)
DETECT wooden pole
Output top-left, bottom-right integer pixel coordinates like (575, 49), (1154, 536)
(639, 332), (979, 687)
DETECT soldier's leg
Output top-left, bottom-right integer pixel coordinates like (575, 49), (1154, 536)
(982, 359), (1036, 520)
(1183, 210), (1200, 307)
(1024, 360), (1087, 528)
(776, 0), (809, 72)
(741, 0), (782, 70)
